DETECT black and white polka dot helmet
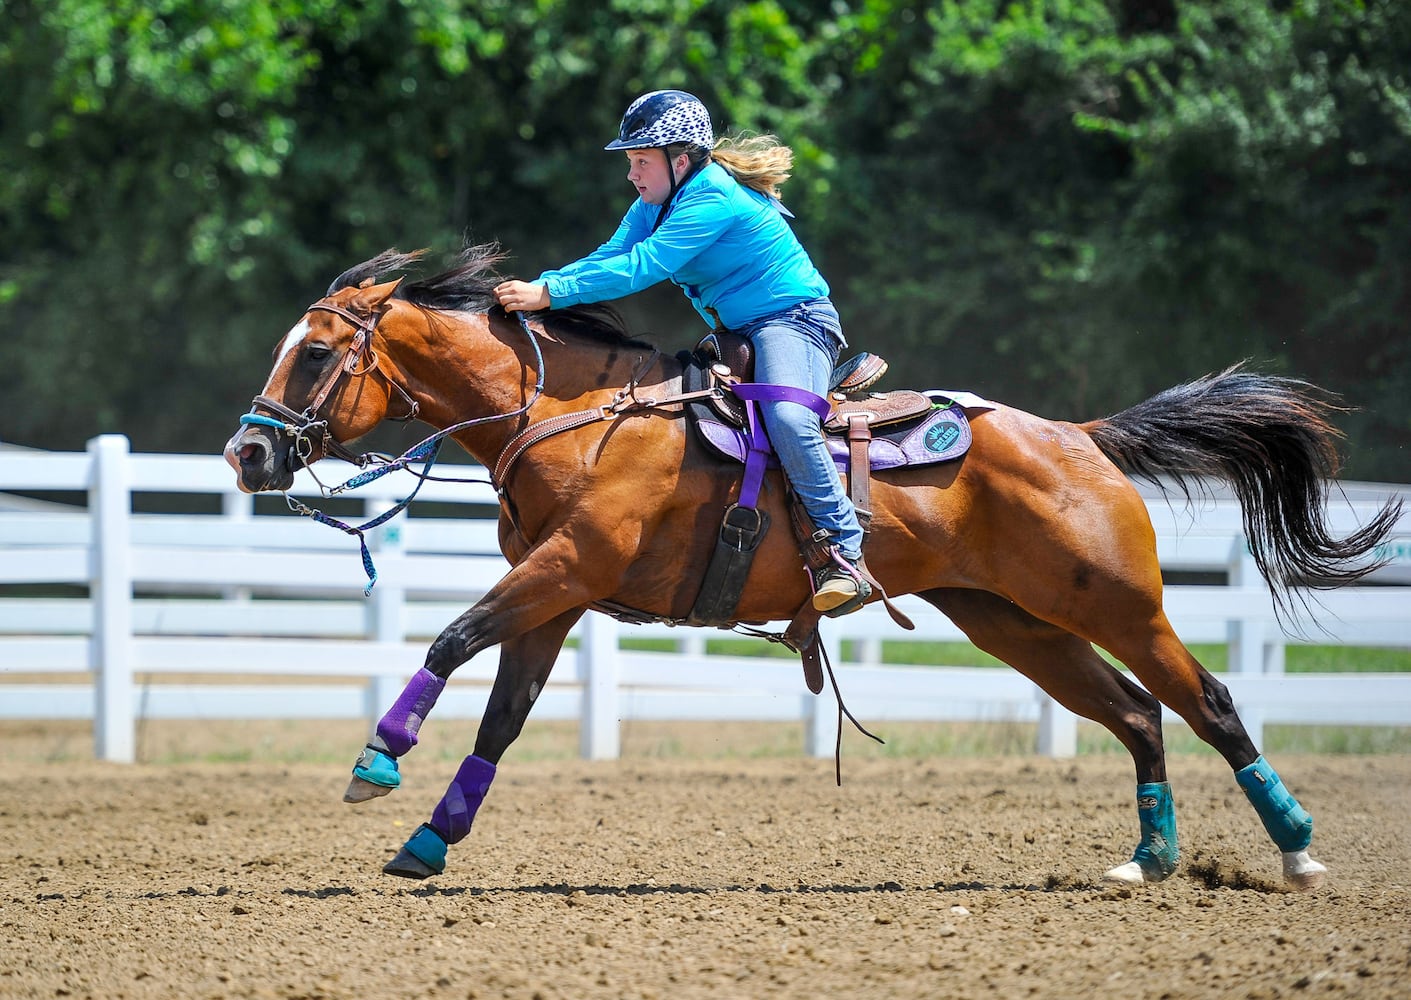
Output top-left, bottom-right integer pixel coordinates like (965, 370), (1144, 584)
(604, 90), (714, 151)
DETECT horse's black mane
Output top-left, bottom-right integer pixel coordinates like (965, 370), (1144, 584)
(327, 244), (654, 349)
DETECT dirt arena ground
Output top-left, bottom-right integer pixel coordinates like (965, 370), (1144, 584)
(1, 722), (1408, 999)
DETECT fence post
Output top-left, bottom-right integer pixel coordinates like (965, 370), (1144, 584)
(219, 487), (253, 602)
(89, 434), (135, 764)
(579, 611), (620, 760)
(1036, 692), (1077, 758)
(365, 517), (408, 730)
(1227, 535), (1266, 747)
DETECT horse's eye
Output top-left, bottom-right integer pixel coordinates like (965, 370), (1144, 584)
(305, 344), (334, 363)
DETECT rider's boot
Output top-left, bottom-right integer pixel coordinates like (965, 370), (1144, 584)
(811, 549), (872, 617)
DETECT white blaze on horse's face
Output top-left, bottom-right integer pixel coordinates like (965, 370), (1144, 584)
(265, 318), (311, 391)
(223, 316), (314, 491)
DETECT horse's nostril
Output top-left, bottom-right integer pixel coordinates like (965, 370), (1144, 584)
(239, 442), (265, 465)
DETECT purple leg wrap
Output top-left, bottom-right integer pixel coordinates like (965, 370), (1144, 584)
(430, 754), (497, 845)
(375, 667), (446, 757)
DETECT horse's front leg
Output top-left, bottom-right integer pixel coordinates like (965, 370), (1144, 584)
(343, 544), (597, 803)
(376, 607), (584, 879)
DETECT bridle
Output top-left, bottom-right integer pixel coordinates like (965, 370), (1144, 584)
(238, 300), (419, 470)
(232, 299), (550, 593)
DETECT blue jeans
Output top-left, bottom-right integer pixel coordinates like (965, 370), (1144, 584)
(738, 298), (865, 560)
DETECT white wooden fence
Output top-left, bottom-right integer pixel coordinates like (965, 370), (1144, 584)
(2, 435), (1408, 763)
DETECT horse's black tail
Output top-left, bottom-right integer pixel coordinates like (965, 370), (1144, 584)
(1082, 363), (1403, 618)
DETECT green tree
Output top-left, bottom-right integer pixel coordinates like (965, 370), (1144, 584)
(1090, 0), (1411, 476)
(814, 0), (1409, 478)
(1, 0), (1406, 480)
(0, 0), (836, 452)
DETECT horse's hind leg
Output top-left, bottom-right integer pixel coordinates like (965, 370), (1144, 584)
(922, 588), (1181, 883)
(382, 608), (585, 879)
(1101, 618), (1325, 889)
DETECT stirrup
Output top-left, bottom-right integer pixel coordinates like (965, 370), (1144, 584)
(816, 584), (871, 618)
(811, 555), (872, 616)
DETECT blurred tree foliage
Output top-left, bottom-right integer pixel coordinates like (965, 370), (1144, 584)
(1, 0), (1406, 479)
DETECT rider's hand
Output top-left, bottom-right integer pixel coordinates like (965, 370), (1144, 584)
(494, 280), (551, 313)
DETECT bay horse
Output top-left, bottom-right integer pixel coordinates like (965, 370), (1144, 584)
(224, 245), (1400, 890)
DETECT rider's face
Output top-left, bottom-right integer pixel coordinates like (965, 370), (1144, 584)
(625, 149), (684, 205)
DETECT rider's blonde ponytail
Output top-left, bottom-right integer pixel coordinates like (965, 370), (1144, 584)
(711, 133), (793, 201)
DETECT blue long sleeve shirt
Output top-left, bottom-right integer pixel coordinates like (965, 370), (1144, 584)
(537, 162), (829, 330)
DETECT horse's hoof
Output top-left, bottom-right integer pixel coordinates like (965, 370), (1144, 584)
(1282, 850), (1327, 891)
(382, 848), (440, 879)
(344, 744), (400, 803)
(1102, 861), (1148, 884)
(382, 823), (446, 879)
(344, 775), (394, 803)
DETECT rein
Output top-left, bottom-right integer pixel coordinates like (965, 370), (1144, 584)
(488, 348), (722, 488)
(237, 303), (549, 592)
(236, 303), (880, 768)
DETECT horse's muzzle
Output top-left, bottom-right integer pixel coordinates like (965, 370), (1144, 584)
(224, 426), (295, 493)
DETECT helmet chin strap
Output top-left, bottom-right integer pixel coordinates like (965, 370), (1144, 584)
(651, 148), (708, 233)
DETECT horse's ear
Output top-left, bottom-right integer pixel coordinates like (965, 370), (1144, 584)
(351, 276), (405, 315)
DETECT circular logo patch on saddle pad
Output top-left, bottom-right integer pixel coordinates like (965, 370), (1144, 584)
(917, 406), (971, 459)
(925, 420), (962, 454)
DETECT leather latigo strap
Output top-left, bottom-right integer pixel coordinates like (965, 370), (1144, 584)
(784, 608), (826, 695)
(846, 413), (874, 528)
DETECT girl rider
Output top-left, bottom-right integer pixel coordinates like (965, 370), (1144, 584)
(495, 90), (870, 616)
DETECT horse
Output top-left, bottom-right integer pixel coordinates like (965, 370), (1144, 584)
(224, 245), (1401, 889)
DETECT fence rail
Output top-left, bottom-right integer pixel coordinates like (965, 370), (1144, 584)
(2, 435), (1408, 763)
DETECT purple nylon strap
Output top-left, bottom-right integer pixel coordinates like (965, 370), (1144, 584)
(728, 383), (830, 510)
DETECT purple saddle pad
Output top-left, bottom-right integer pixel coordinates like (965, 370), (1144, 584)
(696, 400), (973, 472)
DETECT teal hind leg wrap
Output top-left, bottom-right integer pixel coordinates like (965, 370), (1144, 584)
(1130, 781), (1180, 880)
(1236, 756), (1313, 852)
